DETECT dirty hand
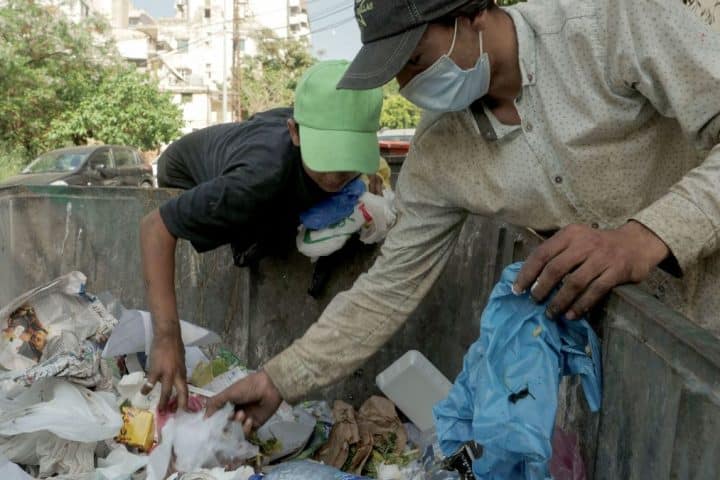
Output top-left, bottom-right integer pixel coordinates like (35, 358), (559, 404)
(142, 333), (188, 413)
(514, 221), (669, 320)
(368, 174), (384, 195)
(205, 370), (283, 436)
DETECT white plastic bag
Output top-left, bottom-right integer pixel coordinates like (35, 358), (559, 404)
(147, 404), (259, 480)
(357, 191), (397, 245)
(0, 454), (33, 480)
(0, 378), (122, 442)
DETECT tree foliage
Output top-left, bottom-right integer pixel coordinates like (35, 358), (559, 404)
(48, 67), (182, 149)
(0, 0), (182, 178)
(380, 81), (421, 130)
(236, 29), (316, 118)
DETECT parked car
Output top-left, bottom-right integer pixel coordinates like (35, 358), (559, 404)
(0, 146), (154, 188)
(378, 128), (415, 186)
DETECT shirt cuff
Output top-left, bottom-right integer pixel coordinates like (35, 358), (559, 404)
(263, 346), (313, 403)
(631, 191), (717, 274)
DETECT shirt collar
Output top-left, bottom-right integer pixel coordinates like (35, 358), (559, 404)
(503, 7), (537, 87)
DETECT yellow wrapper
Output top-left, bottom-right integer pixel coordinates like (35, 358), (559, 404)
(115, 406), (155, 452)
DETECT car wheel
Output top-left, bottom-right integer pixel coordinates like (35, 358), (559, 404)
(140, 181), (153, 189)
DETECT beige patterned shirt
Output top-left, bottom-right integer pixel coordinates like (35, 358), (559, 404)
(264, 0), (720, 401)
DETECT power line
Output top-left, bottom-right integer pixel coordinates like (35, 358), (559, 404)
(146, 10), (354, 61)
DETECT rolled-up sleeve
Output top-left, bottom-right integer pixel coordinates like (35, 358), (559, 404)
(604, 0), (720, 272)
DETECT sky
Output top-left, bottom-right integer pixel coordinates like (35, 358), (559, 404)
(132, 0), (362, 60)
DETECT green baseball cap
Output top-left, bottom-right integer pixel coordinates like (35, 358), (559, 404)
(294, 60), (383, 175)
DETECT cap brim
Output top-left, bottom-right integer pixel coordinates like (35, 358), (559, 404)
(337, 24), (428, 90)
(299, 125), (379, 174)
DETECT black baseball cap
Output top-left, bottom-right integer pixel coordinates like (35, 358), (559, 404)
(338, 0), (477, 90)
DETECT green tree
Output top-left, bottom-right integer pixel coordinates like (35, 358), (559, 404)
(47, 67), (182, 149)
(236, 29), (316, 118)
(0, 0), (183, 178)
(380, 81), (421, 129)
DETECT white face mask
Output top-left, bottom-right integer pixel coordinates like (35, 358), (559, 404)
(400, 19), (491, 112)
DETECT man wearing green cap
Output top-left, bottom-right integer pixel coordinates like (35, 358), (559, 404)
(139, 60), (383, 412)
(207, 0), (720, 434)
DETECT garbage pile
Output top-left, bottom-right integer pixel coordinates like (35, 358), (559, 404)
(0, 273), (452, 480)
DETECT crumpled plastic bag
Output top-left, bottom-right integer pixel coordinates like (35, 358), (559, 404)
(297, 191), (397, 259)
(0, 379), (122, 476)
(300, 178), (366, 230)
(167, 466), (255, 480)
(357, 191), (397, 245)
(102, 308), (220, 360)
(0, 272), (116, 372)
(0, 331), (112, 391)
(433, 263), (601, 480)
(262, 460), (371, 479)
(147, 403), (259, 480)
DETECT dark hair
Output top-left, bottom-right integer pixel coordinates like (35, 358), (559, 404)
(434, 0), (496, 26)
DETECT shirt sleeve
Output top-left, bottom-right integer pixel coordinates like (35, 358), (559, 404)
(604, 0), (720, 272)
(159, 142), (287, 253)
(263, 138), (467, 402)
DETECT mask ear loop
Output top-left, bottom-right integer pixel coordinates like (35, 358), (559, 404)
(447, 17), (459, 56)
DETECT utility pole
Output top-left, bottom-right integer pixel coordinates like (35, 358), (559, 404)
(232, 0), (242, 121)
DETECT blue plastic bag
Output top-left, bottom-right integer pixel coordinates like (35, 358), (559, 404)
(433, 263), (602, 480)
(255, 460), (370, 479)
(300, 178), (366, 230)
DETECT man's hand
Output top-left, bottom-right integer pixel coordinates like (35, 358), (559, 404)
(514, 221), (669, 320)
(142, 334), (188, 412)
(368, 174), (384, 195)
(205, 370), (283, 435)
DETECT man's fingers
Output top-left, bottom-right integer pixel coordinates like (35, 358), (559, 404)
(546, 259), (607, 319)
(158, 377), (173, 412)
(515, 232), (570, 294)
(531, 247), (590, 304)
(243, 417), (253, 437)
(175, 376), (189, 412)
(140, 372), (158, 395)
(567, 271), (616, 320)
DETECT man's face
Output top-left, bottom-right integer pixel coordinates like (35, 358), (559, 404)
(396, 17), (483, 88)
(303, 165), (360, 193)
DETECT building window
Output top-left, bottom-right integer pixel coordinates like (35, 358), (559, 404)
(181, 93), (193, 103)
(204, 8), (211, 18)
(206, 63), (212, 79)
(177, 39), (189, 53)
(239, 38), (245, 52)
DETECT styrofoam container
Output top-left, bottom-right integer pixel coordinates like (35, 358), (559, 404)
(376, 350), (452, 432)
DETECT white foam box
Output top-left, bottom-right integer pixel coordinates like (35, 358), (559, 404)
(376, 350), (452, 432)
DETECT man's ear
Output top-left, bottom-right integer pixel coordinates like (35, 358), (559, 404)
(287, 119), (301, 147)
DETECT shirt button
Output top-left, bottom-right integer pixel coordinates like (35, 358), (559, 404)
(527, 73), (534, 82)
(554, 175), (563, 184)
(591, 222), (599, 229)
(524, 121), (533, 132)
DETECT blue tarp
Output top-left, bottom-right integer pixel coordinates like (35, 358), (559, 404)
(434, 262), (602, 480)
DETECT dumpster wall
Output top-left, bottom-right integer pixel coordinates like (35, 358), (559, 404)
(1, 186), (719, 479)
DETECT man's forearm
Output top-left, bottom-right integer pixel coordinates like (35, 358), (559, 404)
(140, 209), (181, 337)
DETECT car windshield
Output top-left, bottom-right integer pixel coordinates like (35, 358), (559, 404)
(22, 150), (91, 174)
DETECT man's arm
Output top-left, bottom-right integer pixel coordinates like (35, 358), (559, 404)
(140, 209), (188, 411)
(264, 161), (468, 402)
(515, 0), (720, 317)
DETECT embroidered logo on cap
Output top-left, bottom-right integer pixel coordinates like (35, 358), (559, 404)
(355, 0), (374, 28)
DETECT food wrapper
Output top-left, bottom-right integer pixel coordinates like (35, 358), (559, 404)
(116, 406), (155, 452)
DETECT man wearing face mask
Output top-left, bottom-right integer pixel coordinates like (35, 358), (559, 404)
(205, 0), (720, 429)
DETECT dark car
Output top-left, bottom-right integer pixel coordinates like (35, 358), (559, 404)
(0, 146), (154, 188)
